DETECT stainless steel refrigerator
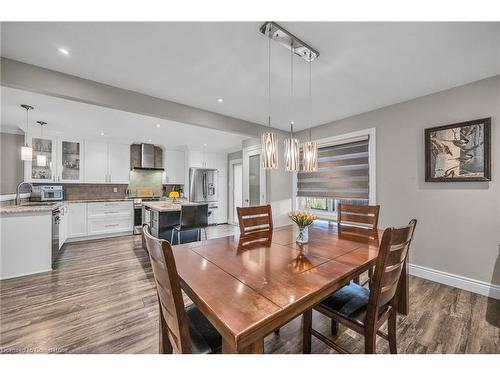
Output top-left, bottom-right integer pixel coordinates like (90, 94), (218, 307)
(189, 168), (218, 203)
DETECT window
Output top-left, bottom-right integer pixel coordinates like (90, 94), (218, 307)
(296, 137), (370, 220)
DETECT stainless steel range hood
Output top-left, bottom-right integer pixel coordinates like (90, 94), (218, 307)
(130, 143), (164, 170)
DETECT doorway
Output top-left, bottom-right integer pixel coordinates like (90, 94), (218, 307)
(242, 144), (266, 207)
(228, 159), (243, 225)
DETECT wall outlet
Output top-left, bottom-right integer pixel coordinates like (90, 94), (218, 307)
(113, 187), (118, 193)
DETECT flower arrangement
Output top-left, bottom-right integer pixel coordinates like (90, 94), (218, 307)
(289, 210), (317, 228)
(168, 191), (180, 203)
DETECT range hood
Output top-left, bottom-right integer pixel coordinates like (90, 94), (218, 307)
(130, 143), (164, 170)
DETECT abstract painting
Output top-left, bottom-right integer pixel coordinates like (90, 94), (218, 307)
(425, 118), (491, 182)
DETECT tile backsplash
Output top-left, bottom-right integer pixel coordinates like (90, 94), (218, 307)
(128, 170), (163, 197)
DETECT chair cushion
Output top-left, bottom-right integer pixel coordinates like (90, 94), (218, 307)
(186, 304), (222, 354)
(318, 282), (372, 326)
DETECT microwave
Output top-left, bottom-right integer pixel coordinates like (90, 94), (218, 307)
(31, 185), (64, 201)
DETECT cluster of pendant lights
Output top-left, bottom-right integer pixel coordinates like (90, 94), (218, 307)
(261, 39), (318, 172)
(20, 104), (48, 167)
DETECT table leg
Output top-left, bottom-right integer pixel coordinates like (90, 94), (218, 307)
(397, 259), (409, 315)
(302, 309), (312, 354)
(222, 337), (264, 354)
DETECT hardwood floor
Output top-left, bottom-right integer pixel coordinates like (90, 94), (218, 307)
(1, 224), (498, 354)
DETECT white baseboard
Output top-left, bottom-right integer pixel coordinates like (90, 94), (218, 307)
(409, 263), (500, 300)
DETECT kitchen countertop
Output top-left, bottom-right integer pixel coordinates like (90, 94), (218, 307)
(142, 201), (195, 212)
(0, 201), (64, 214)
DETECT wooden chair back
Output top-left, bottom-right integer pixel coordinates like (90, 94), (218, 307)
(367, 219), (417, 321)
(337, 203), (380, 241)
(236, 204), (273, 235)
(143, 224), (192, 353)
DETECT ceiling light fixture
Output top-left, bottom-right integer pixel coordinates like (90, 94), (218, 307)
(36, 121), (47, 167)
(100, 132), (105, 136)
(156, 124), (161, 128)
(302, 56), (318, 172)
(20, 104), (34, 161)
(216, 98), (224, 103)
(260, 22), (319, 62)
(148, 139), (152, 143)
(261, 37), (278, 170)
(58, 48), (69, 56)
(284, 44), (299, 172)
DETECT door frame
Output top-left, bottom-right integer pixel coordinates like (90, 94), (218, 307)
(228, 158), (243, 225)
(242, 144), (267, 207)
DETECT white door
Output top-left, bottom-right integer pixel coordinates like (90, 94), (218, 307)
(85, 141), (108, 183)
(58, 138), (83, 183)
(108, 143), (130, 183)
(229, 162), (243, 224)
(242, 145), (266, 207)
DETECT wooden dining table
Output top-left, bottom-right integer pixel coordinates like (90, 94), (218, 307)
(172, 221), (408, 354)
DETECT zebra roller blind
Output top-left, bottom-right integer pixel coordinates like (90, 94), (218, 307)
(297, 137), (369, 199)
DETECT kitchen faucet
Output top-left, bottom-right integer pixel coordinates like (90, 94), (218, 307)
(16, 182), (33, 205)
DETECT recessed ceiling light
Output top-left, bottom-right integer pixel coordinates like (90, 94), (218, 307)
(58, 48), (70, 56)
(203, 143), (207, 147)
(216, 98), (224, 103)
(148, 139), (152, 143)
(156, 124), (161, 128)
(100, 132), (105, 136)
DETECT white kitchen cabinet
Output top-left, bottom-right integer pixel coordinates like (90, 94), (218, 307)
(108, 143), (130, 183)
(188, 150), (204, 168)
(216, 153), (227, 176)
(164, 149), (186, 185)
(204, 152), (217, 169)
(85, 141), (108, 183)
(217, 175), (228, 224)
(25, 136), (57, 183)
(59, 204), (68, 249)
(67, 203), (87, 238)
(84, 141), (130, 184)
(58, 138), (84, 183)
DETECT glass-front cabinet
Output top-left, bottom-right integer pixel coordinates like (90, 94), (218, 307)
(29, 137), (56, 182)
(58, 139), (83, 182)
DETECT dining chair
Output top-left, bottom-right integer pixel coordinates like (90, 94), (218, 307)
(143, 224), (222, 354)
(236, 204), (273, 236)
(303, 219), (417, 354)
(171, 203), (209, 245)
(338, 203), (380, 285)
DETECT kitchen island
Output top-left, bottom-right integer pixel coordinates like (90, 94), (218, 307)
(141, 201), (205, 246)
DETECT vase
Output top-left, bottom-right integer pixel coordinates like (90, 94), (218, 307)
(296, 225), (309, 244)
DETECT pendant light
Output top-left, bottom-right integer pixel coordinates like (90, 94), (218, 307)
(302, 54), (318, 172)
(261, 38), (278, 170)
(284, 43), (299, 172)
(20, 104), (34, 161)
(36, 121), (47, 167)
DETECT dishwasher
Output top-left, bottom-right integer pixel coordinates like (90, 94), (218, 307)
(51, 208), (61, 268)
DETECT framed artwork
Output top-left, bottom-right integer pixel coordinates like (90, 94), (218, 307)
(425, 118), (491, 182)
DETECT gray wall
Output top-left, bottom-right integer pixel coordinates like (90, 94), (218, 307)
(0, 132), (24, 194)
(297, 75), (500, 286)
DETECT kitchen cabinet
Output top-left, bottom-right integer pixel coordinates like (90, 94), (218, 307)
(67, 203), (87, 238)
(163, 149), (185, 185)
(84, 141), (130, 183)
(108, 143), (130, 183)
(217, 175), (228, 224)
(59, 204), (68, 249)
(84, 141), (108, 183)
(58, 138), (83, 183)
(25, 136), (57, 183)
(188, 150), (217, 169)
(216, 153), (227, 176)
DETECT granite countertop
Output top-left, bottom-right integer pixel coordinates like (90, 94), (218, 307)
(0, 201), (64, 214)
(142, 201), (195, 212)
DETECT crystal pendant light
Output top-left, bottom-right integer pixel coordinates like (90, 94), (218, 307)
(284, 44), (299, 172)
(36, 121), (47, 167)
(20, 104), (34, 161)
(302, 55), (318, 172)
(261, 38), (278, 170)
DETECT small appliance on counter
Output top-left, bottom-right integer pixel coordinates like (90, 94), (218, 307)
(31, 185), (64, 201)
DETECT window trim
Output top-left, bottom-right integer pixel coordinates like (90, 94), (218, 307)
(292, 127), (377, 215)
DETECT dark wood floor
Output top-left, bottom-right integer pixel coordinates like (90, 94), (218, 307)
(1, 226), (499, 354)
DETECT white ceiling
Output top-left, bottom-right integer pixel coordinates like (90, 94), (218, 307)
(0, 87), (248, 152)
(1, 22), (500, 131)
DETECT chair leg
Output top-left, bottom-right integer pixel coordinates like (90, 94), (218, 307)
(170, 230), (174, 244)
(178, 231), (181, 245)
(159, 305), (173, 354)
(353, 276), (360, 284)
(388, 310), (397, 354)
(364, 329), (376, 354)
(204, 228), (207, 240)
(302, 309), (312, 354)
(197, 229), (200, 241)
(331, 319), (339, 336)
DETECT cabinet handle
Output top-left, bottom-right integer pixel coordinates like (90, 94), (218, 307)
(109, 174), (111, 182)
(104, 211), (120, 214)
(104, 223), (119, 227)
